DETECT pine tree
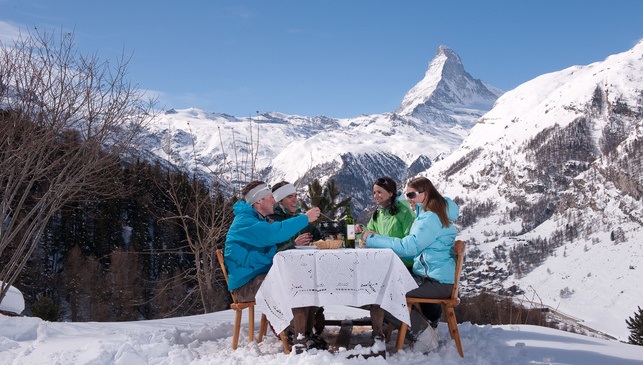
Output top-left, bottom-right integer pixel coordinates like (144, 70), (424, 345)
(626, 306), (643, 346)
(31, 296), (61, 322)
(302, 178), (350, 220)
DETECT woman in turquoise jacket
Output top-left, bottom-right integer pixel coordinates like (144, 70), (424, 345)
(358, 176), (415, 266)
(364, 176), (459, 350)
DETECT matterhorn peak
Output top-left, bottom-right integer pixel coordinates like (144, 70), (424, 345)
(396, 46), (502, 120)
(434, 45), (464, 72)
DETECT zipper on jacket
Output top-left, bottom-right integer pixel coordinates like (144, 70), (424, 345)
(419, 253), (430, 277)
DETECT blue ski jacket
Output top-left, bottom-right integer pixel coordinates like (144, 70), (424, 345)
(224, 200), (308, 290)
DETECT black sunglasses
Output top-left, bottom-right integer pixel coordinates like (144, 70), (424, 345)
(405, 191), (424, 199)
(375, 178), (389, 186)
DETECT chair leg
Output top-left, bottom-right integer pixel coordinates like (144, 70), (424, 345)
(395, 322), (408, 350)
(445, 306), (463, 357)
(248, 305), (255, 342)
(258, 314), (268, 342)
(280, 331), (291, 354)
(232, 309), (243, 349)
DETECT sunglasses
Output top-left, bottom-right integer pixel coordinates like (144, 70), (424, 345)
(405, 191), (424, 199)
(375, 178), (389, 186)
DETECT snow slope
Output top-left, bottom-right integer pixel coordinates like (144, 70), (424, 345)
(1, 305), (642, 365)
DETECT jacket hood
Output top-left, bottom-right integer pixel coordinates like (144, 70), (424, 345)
(445, 197), (459, 222)
(415, 196), (459, 222)
(233, 200), (259, 217)
(394, 191), (406, 203)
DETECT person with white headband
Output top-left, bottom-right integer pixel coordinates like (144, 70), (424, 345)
(267, 181), (326, 350)
(224, 180), (321, 352)
(268, 181), (322, 252)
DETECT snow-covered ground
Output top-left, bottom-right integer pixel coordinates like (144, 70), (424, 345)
(1, 305), (642, 365)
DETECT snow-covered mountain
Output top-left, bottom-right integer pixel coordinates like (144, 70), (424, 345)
(397, 45), (502, 124)
(142, 46), (502, 218)
(426, 40), (643, 340)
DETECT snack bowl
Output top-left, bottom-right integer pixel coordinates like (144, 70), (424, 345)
(313, 239), (343, 250)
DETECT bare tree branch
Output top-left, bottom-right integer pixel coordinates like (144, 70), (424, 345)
(157, 122), (260, 313)
(0, 28), (155, 302)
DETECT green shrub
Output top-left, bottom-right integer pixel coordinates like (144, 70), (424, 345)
(31, 296), (61, 322)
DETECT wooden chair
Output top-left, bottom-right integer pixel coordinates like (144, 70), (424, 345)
(216, 249), (269, 349)
(394, 240), (466, 357)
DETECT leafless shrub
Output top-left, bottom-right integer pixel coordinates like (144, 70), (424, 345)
(0, 29), (155, 303)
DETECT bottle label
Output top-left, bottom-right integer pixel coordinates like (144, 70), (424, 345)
(346, 224), (355, 240)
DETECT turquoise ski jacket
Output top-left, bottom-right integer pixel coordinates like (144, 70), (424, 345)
(224, 200), (308, 290)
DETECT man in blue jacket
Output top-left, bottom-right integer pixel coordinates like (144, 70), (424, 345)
(224, 180), (321, 351)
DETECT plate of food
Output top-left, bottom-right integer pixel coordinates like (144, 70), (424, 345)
(295, 245), (318, 249)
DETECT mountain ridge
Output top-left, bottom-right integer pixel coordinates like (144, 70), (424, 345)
(143, 46), (502, 217)
(426, 38), (643, 340)
(138, 40), (643, 340)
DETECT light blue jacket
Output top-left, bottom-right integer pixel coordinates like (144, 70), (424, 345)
(366, 197), (459, 283)
(224, 200), (308, 290)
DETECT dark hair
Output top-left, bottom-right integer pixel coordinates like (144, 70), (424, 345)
(372, 176), (399, 221)
(271, 181), (289, 192)
(407, 177), (449, 227)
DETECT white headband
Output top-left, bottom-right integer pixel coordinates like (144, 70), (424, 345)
(272, 183), (296, 202)
(244, 183), (272, 205)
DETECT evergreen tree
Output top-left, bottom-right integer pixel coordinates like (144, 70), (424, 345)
(302, 178), (350, 220)
(31, 296), (61, 322)
(626, 306), (643, 346)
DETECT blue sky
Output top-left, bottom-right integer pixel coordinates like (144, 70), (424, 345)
(2, 0), (642, 118)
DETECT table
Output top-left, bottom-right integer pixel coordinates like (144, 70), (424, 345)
(255, 248), (418, 334)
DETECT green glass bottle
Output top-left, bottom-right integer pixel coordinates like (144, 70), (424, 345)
(344, 204), (355, 248)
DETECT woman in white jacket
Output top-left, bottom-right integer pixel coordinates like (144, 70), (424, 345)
(364, 176), (459, 352)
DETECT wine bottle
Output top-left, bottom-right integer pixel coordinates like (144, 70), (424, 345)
(344, 204), (355, 248)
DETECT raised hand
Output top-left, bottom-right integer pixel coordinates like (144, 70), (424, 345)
(305, 207), (321, 223)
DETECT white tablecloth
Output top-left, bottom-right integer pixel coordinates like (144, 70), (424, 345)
(255, 248), (418, 334)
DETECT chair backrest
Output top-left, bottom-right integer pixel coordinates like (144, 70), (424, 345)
(216, 248), (239, 304)
(450, 240), (466, 300)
